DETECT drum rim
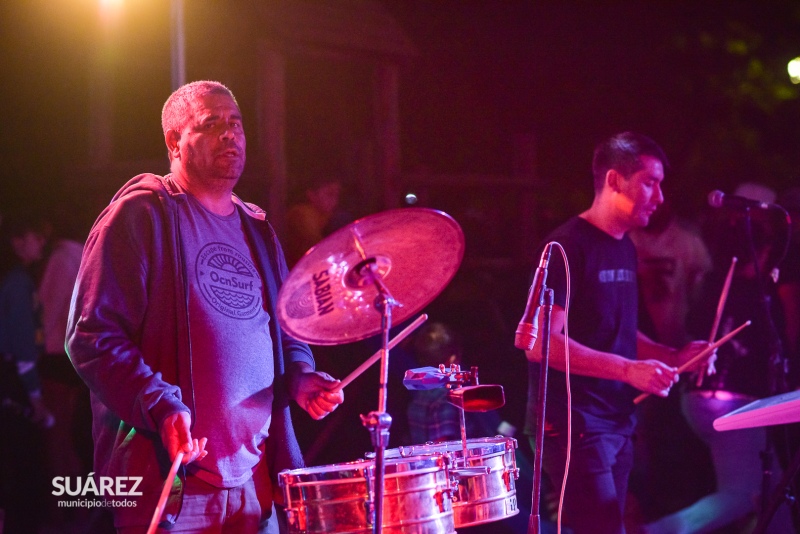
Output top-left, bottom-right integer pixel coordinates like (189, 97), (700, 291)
(384, 436), (516, 459)
(278, 453), (449, 484)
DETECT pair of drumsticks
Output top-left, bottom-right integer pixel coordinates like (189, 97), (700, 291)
(634, 257), (745, 405)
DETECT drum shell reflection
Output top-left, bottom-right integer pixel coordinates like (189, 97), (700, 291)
(383, 436), (520, 528)
(278, 454), (455, 534)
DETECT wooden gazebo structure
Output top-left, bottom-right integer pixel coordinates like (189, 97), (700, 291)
(253, 1), (416, 232)
(85, 1), (415, 236)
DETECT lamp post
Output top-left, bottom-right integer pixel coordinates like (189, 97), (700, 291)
(170, 0), (185, 90)
(89, 0), (124, 168)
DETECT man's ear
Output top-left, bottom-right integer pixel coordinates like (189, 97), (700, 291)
(606, 169), (623, 193)
(165, 130), (181, 160)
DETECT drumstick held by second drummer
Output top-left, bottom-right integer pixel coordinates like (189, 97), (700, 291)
(695, 256), (738, 386)
(634, 320), (751, 405)
(708, 257), (738, 343)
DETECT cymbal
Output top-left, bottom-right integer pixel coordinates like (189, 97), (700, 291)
(277, 208), (465, 345)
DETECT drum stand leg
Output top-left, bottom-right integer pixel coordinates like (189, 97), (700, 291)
(362, 411), (392, 534)
(753, 440), (800, 534)
(357, 262), (398, 534)
(459, 406), (469, 468)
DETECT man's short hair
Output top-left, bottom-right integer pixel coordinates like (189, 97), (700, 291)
(591, 132), (668, 193)
(161, 80), (238, 136)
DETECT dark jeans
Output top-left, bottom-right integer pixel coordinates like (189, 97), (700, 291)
(532, 431), (633, 534)
(116, 466), (278, 534)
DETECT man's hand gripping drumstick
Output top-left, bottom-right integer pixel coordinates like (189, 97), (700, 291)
(634, 320), (751, 405)
(147, 412), (208, 533)
(293, 314), (429, 419)
(335, 313), (428, 392)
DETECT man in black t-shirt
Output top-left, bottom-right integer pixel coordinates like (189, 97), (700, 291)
(523, 132), (711, 534)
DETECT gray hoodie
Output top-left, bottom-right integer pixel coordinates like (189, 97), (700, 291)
(67, 173), (313, 528)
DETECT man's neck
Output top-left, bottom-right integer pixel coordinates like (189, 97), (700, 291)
(172, 170), (235, 216)
(580, 202), (628, 240)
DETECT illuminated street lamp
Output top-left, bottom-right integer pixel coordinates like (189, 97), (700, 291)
(788, 57), (800, 85)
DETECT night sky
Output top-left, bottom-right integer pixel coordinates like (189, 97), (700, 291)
(1, 0), (799, 230)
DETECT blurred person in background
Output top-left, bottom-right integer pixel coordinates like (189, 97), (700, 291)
(284, 175), (352, 268)
(406, 321), (499, 443)
(628, 201), (714, 521)
(777, 187), (800, 381)
(38, 209), (94, 530)
(0, 212), (53, 534)
(643, 182), (796, 534)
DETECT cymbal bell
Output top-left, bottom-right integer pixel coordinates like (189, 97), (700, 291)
(277, 208), (465, 345)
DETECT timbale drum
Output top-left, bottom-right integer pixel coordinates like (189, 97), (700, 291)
(279, 454), (455, 534)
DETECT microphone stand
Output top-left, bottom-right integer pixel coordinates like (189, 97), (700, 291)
(529, 288), (554, 534)
(742, 206), (796, 532)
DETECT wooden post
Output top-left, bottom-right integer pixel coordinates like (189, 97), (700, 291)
(257, 46), (288, 236)
(373, 63), (401, 211)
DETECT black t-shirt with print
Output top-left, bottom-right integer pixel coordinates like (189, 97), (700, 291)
(524, 217), (639, 436)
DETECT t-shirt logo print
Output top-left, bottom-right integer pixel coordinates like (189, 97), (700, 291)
(196, 242), (262, 319)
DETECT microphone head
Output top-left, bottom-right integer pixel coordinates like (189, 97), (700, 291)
(708, 190), (725, 208)
(514, 323), (537, 351)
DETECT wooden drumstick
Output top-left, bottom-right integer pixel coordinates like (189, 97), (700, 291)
(634, 320), (751, 405)
(146, 451), (184, 534)
(709, 256), (737, 343)
(696, 256), (737, 386)
(334, 313), (428, 392)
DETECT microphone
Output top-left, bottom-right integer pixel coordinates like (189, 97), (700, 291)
(708, 190), (775, 210)
(514, 243), (553, 351)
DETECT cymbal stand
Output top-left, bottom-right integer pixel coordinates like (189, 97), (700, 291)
(739, 208), (790, 516)
(754, 441), (800, 534)
(357, 261), (399, 534)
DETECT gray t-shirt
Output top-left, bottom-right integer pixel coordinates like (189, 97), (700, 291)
(179, 191), (275, 487)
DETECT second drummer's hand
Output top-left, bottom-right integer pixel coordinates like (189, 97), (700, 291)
(288, 362), (344, 420)
(160, 412), (208, 464)
(624, 359), (679, 398)
(674, 340), (717, 374)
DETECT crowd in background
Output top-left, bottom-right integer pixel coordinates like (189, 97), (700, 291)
(0, 209), (95, 533)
